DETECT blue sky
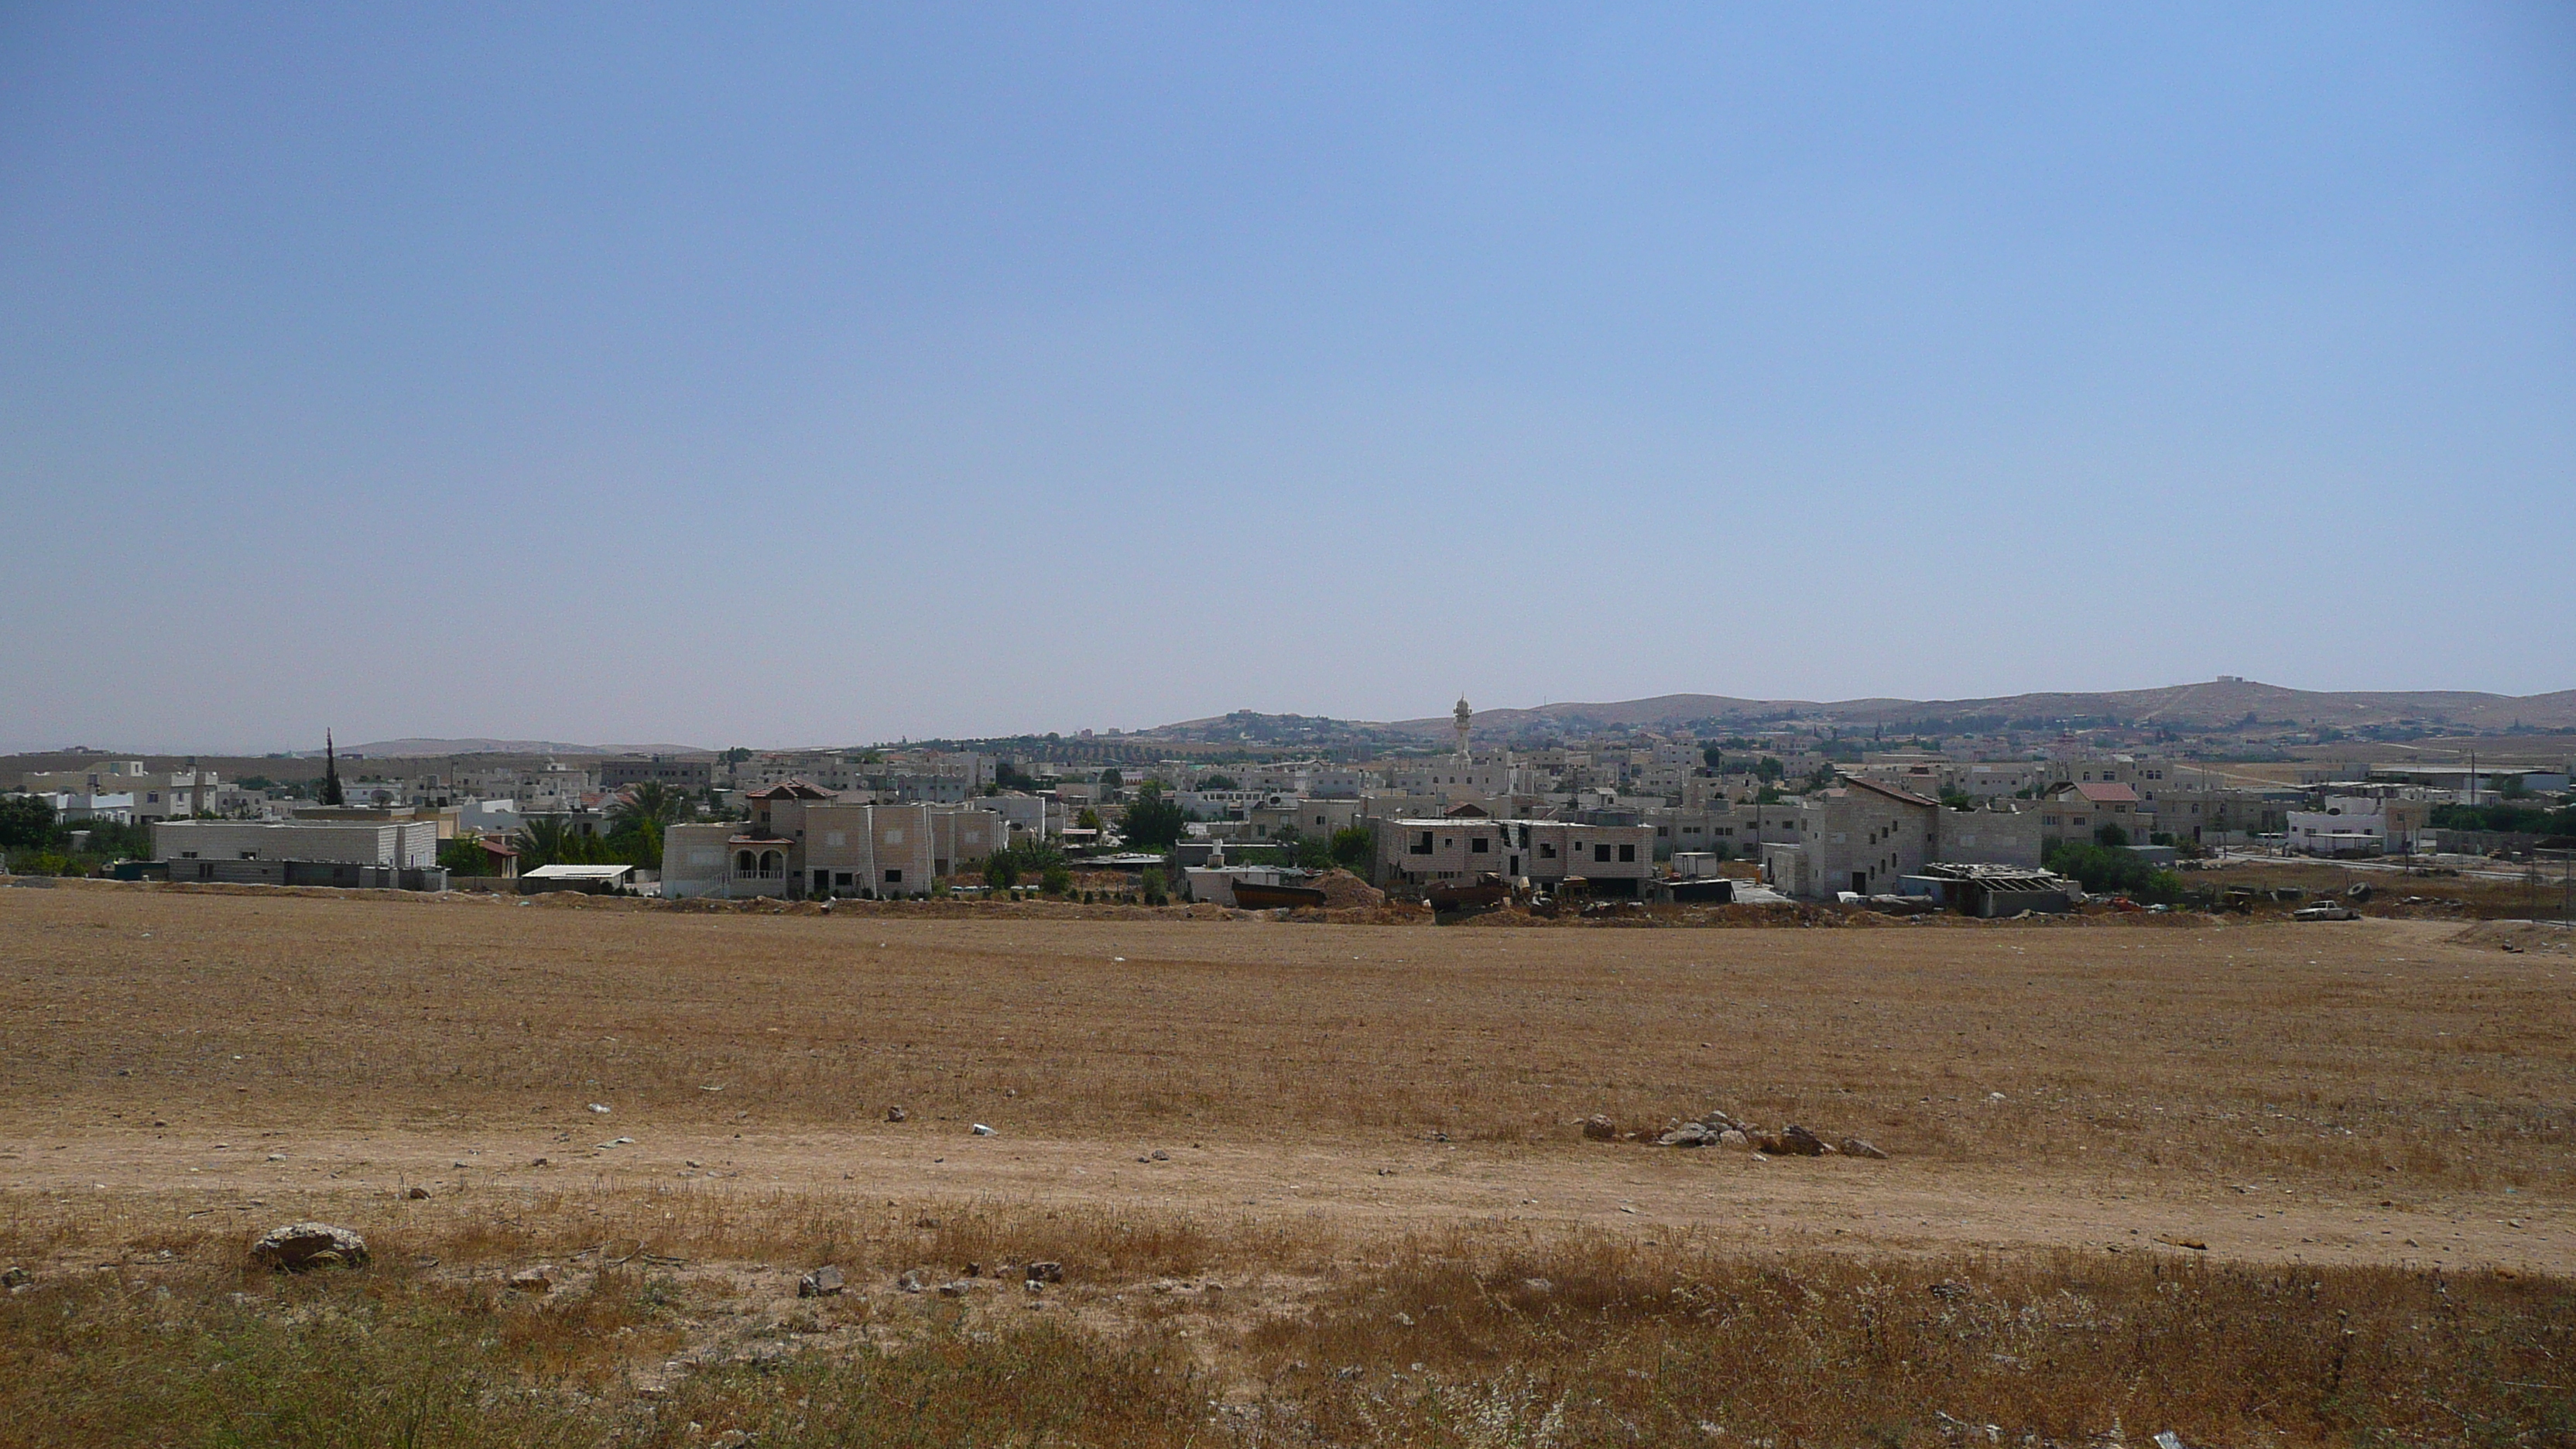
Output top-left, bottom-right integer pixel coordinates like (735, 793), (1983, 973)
(3, 4), (2571, 751)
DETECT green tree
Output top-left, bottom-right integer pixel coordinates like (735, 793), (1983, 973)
(1328, 827), (1375, 872)
(2043, 839), (2180, 903)
(513, 817), (581, 871)
(2093, 823), (2130, 848)
(1118, 783), (1188, 851)
(1100, 769), (1123, 790)
(437, 838), (492, 875)
(0, 794), (56, 851)
(1197, 774), (1238, 792)
(1075, 807), (1103, 833)
(611, 781), (688, 833)
(1139, 868), (1170, 906)
(1040, 862), (1073, 896)
(1754, 757), (1786, 783)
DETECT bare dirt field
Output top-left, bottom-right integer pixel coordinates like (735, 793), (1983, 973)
(4, 881), (2571, 1446)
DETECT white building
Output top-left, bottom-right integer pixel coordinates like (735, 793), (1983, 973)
(2287, 797), (2419, 857)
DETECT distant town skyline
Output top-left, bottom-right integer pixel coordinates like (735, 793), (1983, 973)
(4, 6), (2570, 752)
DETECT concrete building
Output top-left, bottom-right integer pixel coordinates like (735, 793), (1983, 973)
(2036, 782), (2146, 846)
(659, 781), (1011, 900)
(1246, 796), (1365, 843)
(1757, 781), (2044, 900)
(1372, 812), (1656, 897)
(600, 755), (714, 792)
(1757, 779), (1943, 899)
(21, 762), (227, 820)
(153, 817), (442, 889)
(2287, 797), (2427, 857)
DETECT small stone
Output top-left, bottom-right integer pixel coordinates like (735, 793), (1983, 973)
(798, 1265), (844, 1297)
(970, 1123), (995, 1136)
(1841, 1136), (1889, 1160)
(1657, 1123), (1717, 1148)
(1581, 1115), (1617, 1142)
(249, 1221), (370, 1273)
(1776, 1125), (1827, 1156)
(529, 1156), (550, 1167)
(1150, 1149), (1170, 1161)
(1717, 1129), (1750, 1149)
(1024, 1260), (1064, 1283)
(508, 1267), (553, 1293)
(886, 1106), (909, 1122)
(588, 1104), (610, 1114)
(937, 1279), (973, 1297)
(897, 1269), (927, 1293)
(1, 1266), (28, 1289)
(1519, 1277), (1551, 1293)
(265, 1153), (286, 1162)
(406, 1187), (431, 1200)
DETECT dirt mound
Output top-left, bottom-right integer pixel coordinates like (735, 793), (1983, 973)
(1460, 907), (1552, 927)
(2451, 920), (2574, 955)
(1305, 870), (1386, 909)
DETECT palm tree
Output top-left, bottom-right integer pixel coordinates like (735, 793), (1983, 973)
(610, 781), (688, 834)
(513, 816), (577, 871)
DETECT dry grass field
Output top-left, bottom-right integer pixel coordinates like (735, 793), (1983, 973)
(2, 881), (2571, 1446)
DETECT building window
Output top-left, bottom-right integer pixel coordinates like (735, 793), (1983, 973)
(1471, 837), (1489, 854)
(1619, 844), (1636, 862)
(1594, 844), (1612, 862)
(1411, 831), (1433, 855)
(883, 868), (903, 884)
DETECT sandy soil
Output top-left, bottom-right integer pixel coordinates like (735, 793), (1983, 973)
(2, 882), (2567, 1276)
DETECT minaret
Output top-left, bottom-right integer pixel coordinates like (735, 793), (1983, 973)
(1453, 696), (1472, 765)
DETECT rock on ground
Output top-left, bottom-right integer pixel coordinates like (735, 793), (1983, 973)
(1581, 1115), (1617, 1142)
(249, 1222), (370, 1273)
(1776, 1125), (1828, 1156)
(798, 1265), (844, 1297)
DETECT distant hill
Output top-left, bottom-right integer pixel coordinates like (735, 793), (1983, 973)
(333, 738), (714, 758)
(1371, 680), (2576, 737)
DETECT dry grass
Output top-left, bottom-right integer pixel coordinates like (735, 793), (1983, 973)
(3, 883), (2573, 1444)
(1, 884), (2568, 1194)
(2, 1214), (2566, 1448)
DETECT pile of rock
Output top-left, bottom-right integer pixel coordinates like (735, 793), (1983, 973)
(1307, 870), (1387, 909)
(1586, 1110), (1888, 1160)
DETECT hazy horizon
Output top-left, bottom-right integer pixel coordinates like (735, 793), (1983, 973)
(9, 670), (2576, 758)
(5, 5), (2571, 753)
